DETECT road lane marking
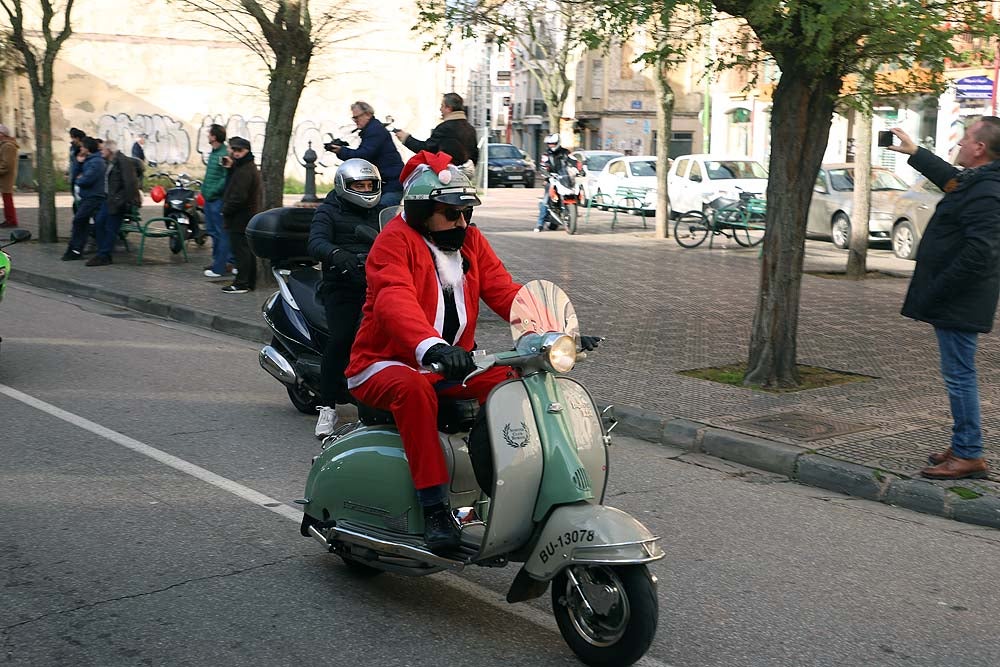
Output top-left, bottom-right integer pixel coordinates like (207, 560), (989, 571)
(1, 382), (672, 667)
(0, 383), (301, 523)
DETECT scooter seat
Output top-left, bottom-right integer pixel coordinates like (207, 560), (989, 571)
(358, 398), (479, 434)
(287, 269), (329, 334)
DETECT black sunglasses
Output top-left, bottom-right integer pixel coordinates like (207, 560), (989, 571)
(442, 207), (472, 222)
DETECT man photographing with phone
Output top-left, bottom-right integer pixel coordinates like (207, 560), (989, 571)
(886, 119), (1000, 480)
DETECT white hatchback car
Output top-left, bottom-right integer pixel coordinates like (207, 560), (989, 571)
(667, 154), (768, 216)
(592, 155), (660, 215)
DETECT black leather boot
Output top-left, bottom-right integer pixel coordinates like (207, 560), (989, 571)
(423, 501), (461, 554)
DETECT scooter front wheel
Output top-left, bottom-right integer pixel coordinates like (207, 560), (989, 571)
(286, 382), (320, 414)
(552, 563), (658, 667)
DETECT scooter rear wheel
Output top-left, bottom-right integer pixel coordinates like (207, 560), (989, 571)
(552, 564), (658, 667)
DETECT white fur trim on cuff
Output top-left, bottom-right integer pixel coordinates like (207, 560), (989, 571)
(417, 337), (449, 366)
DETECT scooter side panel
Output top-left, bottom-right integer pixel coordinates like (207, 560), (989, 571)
(303, 427), (420, 535)
(522, 503), (664, 581)
(479, 381), (544, 560)
(553, 377), (608, 503)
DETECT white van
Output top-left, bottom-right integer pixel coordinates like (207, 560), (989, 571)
(667, 154), (768, 216)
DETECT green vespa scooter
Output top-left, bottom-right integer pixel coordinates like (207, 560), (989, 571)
(298, 280), (663, 667)
(0, 228), (32, 352)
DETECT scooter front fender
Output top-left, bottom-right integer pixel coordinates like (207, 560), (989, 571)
(522, 503), (664, 581)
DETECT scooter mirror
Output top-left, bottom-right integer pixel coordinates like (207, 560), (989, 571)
(509, 280), (579, 344)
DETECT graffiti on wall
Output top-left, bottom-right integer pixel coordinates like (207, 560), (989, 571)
(290, 120), (358, 170)
(97, 113), (191, 165)
(196, 115), (268, 164)
(96, 112), (380, 179)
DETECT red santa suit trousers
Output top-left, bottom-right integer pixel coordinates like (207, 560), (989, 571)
(351, 365), (513, 490)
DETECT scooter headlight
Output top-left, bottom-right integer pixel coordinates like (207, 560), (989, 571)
(543, 333), (577, 373)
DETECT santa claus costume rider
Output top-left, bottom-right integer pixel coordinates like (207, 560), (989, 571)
(345, 151), (522, 553)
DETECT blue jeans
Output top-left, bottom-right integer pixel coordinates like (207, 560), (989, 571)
(935, 327), (982, 459)
(69, 197), (105, 252)
(96, 211), (123, 257)
(536, 196), (549, 229)
(203, 199), (231, 273)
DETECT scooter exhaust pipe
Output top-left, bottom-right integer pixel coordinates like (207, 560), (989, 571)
(259, 345), (298, 385)
(306, 524), (467, 570)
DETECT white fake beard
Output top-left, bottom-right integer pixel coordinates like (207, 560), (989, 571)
(427, 242), (465, 292)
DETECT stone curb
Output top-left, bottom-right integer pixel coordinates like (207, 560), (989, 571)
(11, 269), (271, 343)
(14, 268), (1000, 531)
(615, 404), (1000, 531)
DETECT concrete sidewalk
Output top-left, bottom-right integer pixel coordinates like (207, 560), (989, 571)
(7, 188), (1000, 529)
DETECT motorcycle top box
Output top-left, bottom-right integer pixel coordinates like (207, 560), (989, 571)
(247, 206), (314, 263)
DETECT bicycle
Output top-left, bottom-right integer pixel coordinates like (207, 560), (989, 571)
(673, 191), (767, 248)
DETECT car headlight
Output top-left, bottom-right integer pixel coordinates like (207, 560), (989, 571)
(543, 334), (577, 373)
(488, 165), (502, 172)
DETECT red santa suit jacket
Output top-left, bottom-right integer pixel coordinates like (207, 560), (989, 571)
(346, 215), (522, 389)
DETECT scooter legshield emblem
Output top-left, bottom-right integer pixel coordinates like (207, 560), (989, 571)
(502, 422), (531, 448)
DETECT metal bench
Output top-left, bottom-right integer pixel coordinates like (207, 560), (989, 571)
(118, 209), (188, 265)
(585, 186), (651, 230)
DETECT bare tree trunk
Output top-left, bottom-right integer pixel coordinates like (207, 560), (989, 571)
(846, 106), (872, 279)
(31, 85), (57, 243)
(744, 73), (840, 388)
(260, 53), (308, 210)
(652, 66), (674, 238)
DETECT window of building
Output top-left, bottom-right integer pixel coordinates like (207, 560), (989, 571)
(591, 59), (603, 99)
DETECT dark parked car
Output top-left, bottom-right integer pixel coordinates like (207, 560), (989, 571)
(486, 143), (536, 187)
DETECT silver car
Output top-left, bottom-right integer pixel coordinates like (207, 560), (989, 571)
(806, 164), (910, 249)
(890, 177), (943, 260)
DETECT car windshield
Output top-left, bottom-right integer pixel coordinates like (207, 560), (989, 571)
(585, 154), (618, 171)
(490, 145), (521, 159)
(828, 168), (909, 192)
(629, 160), (656, 177)
(705, 160), (768, 179)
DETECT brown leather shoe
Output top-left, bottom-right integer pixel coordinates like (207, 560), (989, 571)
(928, 448), (954, 465)
(920, 457), (989, 480)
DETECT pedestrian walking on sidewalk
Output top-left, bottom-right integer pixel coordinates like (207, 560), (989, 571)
(201, 124), (234, 278)
(0, 124), (18, 228)
(220, 136), (262, 294)
(63, 137), (106, 261)
(888, 122), (1000, 480)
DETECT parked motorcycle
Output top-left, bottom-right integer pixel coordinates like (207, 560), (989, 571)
(542, 166), (580, 234)
(149, 172), (206, 254)
(1, 228), (32, 352)
(297, 279), (663, 667)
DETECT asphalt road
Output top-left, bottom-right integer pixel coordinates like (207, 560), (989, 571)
(3, 283), (1000, 667)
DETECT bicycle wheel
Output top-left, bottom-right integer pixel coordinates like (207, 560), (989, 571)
(733, 215), (766, 247)
(673, 210), (709, 248)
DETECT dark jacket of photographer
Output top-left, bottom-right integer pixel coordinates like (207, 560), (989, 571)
(402, 111), (479, 166)
(335, 118), (404, 194)
(901, 147), (1000, 333)
(308, 190), (381, 292)
(222, 153), (262, 231)
(106, 151), (140, 216)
